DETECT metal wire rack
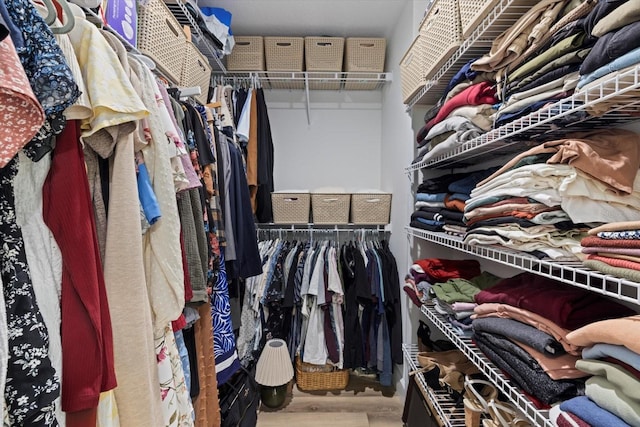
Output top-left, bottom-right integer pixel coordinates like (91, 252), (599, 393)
(406, 65), (640, 173)
(406, 227), (640, 305)
(405, 0), (538, 109)
(419, 304), (553, 427)
(402, 344), (467, 427)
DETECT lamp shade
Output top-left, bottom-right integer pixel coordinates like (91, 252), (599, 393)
(255, 339), (294, 387)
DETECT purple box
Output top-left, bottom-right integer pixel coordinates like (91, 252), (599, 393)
(103, 0), (137, 48)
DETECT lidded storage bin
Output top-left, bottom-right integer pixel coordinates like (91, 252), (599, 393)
(305, 37), (345, 90)
(137, 0), (187, 84)
(227, 36), (265, 71)
(344, 37), (386, 90)
(271, 192), (310, 224)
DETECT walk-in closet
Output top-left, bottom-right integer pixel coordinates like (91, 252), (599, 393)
(1, 0), (640, 426)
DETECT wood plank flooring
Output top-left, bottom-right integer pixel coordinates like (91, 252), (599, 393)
(257, 375), (405, 427)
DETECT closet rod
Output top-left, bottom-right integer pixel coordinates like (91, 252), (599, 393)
(256, 224), (387, 232)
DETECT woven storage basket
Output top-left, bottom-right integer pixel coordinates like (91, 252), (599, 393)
(459, 0), (500, 38)
(137, 0), (187, 84)
(305, 37), (344, 90)
(400, 34), (426, 103)
(295, 357), (349, 391)
(180, 41), (212, 104)
(265, 37), (304, 70)
(271, 193), (310, 224)
(265, 37), (304, 89)
(419, 0), (462, 81)
(227, 36), (265, 71)
(350, 193), (391, 225)
(311, 193), (350, 224)
(344, 37), (386, 90)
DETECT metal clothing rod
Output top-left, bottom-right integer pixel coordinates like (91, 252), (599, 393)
(256, 224), (389, 243)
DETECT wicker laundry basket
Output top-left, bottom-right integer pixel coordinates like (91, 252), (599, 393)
(295, 357), (349, 391)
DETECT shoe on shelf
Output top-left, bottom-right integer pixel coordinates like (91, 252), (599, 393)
(483, 400), (531, 427)
(463, 377), (498, 427)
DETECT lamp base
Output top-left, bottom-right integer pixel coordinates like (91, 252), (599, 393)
(260, 384), (288, 409)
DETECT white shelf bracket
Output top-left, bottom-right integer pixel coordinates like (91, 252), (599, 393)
(304, 72), (311, 126)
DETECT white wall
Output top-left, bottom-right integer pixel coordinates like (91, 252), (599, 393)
(380, 0), (431, 393)
(264, 90), (383, 192)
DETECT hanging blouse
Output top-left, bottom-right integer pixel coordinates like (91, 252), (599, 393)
(88, 31), (164, 427)
(15, 151), (65, 426)
(4, 0), (80, 161)
(129, 58), (186, 330)
(66, 11), (148, 140)
(0, 35), (44, 166)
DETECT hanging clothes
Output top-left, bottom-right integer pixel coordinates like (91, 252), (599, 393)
(246, 231), (402, 385)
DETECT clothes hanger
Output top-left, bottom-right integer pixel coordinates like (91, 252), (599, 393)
(34, 0), (58, 25)
(50, 0), (75, 34)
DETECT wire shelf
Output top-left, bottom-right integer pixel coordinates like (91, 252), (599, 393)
(407, 64), (640, 173)
(402, 344), (467, 427)
(213, 71), (391, 91)
(405, 0), (539, 109)
(163, 0), (226, 73)
(406, 226), (640, 305)
(419, 304), (553, 427)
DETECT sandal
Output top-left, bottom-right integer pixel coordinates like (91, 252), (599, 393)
(463, 377), (498, 427)
(483, 400), (531, 427)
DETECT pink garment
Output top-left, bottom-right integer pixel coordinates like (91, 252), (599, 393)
(473, 303), (581, 355)
(582, 236), (640, 248)
(156, 82), (201, 190)
(566, 315), (640, 355)
(581, 247), (640, 256)
(587, 254), (640, 272)
(514, 341), (587, 380)
(451, 302), (477, 312)
(0, 37), (45, 167)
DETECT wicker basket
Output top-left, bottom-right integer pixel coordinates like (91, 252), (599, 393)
(272, 193), (310, 224)
(344, 37), (386, 90)
(459, 0), (500, 38)
(311, 193), (350, 225)
(305, 37), (344, 89)
(400, 34), (426, 103)
(227, 36), (265, 71)
(350, 193), (391, 225)
(295, 357), (349, 391)
(137, 0), (187, 84)
(345, 38), (386, 72)
(180, 40), (212, 104)
(419, 0), (462, 80)
(305, 37), (344, 71)
(265, 37), (304, 71)
(265, 37), (305, 89)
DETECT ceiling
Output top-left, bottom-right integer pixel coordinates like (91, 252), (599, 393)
(199, 0), (411, 38)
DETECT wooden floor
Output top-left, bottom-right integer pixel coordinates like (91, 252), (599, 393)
(257, 375), (405, 427)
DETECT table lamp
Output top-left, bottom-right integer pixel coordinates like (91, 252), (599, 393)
(255, 339), (294, 409)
